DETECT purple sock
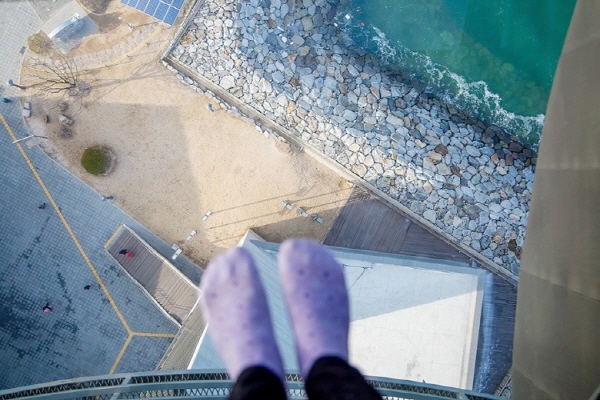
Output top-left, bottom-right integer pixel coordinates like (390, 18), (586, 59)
(200, 247), (284, 381)
(278, 239), (350, 377)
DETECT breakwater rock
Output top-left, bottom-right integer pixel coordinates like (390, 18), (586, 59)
(170, 0), (535, 274)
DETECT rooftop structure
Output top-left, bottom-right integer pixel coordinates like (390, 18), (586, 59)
(321, 187), (516, 393)
(47, 14), (84, 42)
(190, 230), (485, 390)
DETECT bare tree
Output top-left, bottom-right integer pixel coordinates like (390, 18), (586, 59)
(24, 51), (91, 98)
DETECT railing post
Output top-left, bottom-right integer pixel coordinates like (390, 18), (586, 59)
(110, 376), (131, 400)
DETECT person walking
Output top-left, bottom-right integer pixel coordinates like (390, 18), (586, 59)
(119, 248), (133, 257)
(42, 303), (52, 313)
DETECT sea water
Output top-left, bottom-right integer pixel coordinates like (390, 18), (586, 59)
(338, 0), (576, 148)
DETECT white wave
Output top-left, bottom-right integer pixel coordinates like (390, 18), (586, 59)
(341, 14), (544, 149)
(371, 26), (397, 62)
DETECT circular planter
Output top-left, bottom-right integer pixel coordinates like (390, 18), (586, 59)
(81, 145), (115, 175)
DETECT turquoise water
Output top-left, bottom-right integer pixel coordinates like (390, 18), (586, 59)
(339, 0), (576, 147)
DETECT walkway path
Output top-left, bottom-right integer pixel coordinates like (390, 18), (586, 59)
(65, 23), (162, 71)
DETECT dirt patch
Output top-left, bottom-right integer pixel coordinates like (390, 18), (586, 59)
(24, 27), (352, 267)
(67, 1), (156, 57)
(88, 12), (122, 34)
(80, 0), (112, 14)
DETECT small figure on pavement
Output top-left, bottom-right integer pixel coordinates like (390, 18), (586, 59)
(84, 284), (92, 290)
(206, 103), (214, 112)
(43, 303), (52, 313)
(125, 252), (133, 258)
(2, 98), (11, 103)
(38, 203), (46, 209)
(119, 249), (128, 255)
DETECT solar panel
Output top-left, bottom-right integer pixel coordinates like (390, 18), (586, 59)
(154, 2), (169, 20)
(137, 0), (149, 12)
(145, 0), (159, 15)
(164, 6), (179, 25)
(120, 0), (183, 26)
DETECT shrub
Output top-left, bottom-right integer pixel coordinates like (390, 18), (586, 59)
(81, 146), (112, 175)
(27, 33), (53, 55)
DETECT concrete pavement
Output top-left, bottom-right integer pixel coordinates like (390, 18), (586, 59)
(0, 1), (199, 390)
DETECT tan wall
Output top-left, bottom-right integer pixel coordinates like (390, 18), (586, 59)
(512, 0), (600, 398)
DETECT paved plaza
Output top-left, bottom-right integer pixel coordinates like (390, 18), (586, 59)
(0, 1), (198, 390)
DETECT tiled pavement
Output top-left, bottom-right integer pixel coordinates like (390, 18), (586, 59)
(0, 1), (200, 391)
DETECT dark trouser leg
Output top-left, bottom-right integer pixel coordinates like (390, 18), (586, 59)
(305, 357), (382, 400)
(229, 366), (287, 400)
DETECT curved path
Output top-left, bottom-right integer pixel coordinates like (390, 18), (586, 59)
(0, 1), (195, 390)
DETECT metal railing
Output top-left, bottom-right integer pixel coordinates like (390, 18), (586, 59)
(0, 370), (504, 399)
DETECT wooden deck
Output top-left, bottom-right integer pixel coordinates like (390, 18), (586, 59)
(105, 225), (199, 325)
(324, 187), (471, 263)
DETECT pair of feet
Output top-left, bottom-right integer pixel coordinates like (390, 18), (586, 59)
(200, 240), (349, 382)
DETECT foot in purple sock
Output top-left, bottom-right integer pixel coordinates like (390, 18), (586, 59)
(278, 239), (350, 377)
(200, 247), (284, 381)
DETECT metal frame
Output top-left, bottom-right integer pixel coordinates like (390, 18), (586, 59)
(0, 370), (505, 399)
